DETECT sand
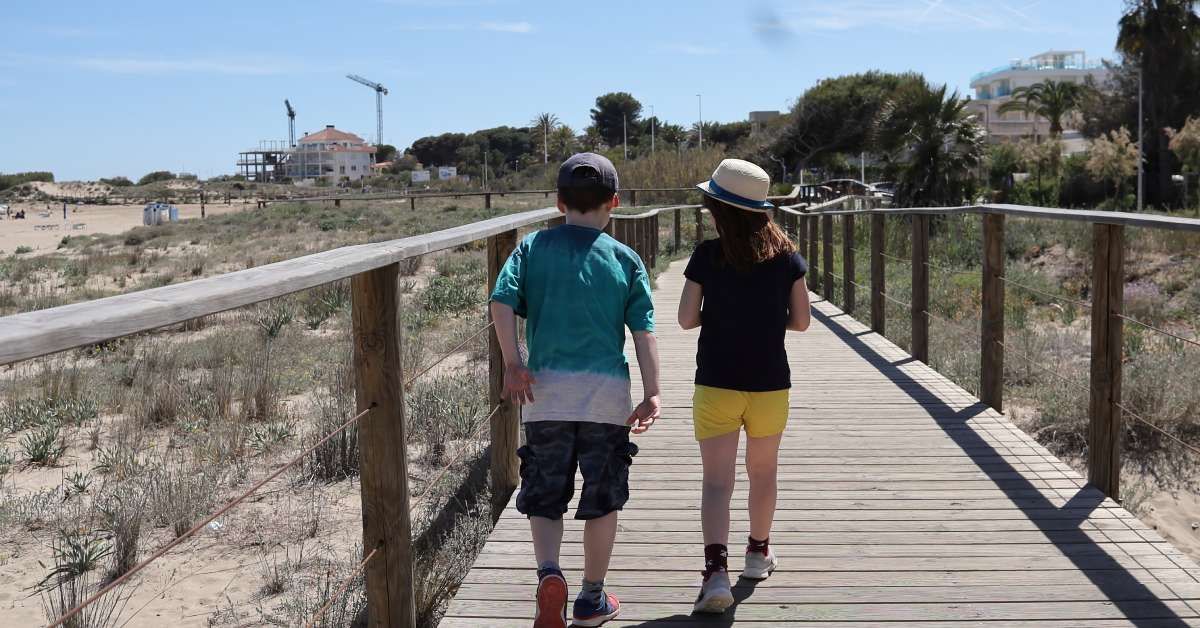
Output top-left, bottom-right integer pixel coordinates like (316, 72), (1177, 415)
(0, 201), (251, 255)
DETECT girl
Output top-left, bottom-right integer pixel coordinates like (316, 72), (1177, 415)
(678, 159), (811, 614)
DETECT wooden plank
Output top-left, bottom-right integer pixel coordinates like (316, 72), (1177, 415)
(808, 211), (819, 291)
(981, 213), (1005, 411)
(487, 230), (520, 514)
(911, 213), (930, 363)
(822, 214), (834, 301)
(1089, 223), (1124, 499)
(350, 263), (416, 628)
(843, 213), (855, 314)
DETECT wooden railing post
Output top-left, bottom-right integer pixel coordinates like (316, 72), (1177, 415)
(798, 213), (809, 258)
(981, 214), (1006, 412)
(487, 230), (521, 513)
(870, 213), (885, 334)
(484, 193), (492, 210)
(1089, 223), (1125, 499)
(822, 214), (834, 301)
(409, 196), (416, 211)
(808, 213), (820, 292)
(843, 214), (856, 314)
(673, 207), (682, 252)
(911, 214), (930, 363)
(351, 262), (416, 628)
(651, 214), (660, 268)
(629, 189), (638, 206)
(695, 207), (704, 242)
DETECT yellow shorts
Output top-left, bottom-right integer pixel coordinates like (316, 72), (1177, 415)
(692, 385), (789, 441)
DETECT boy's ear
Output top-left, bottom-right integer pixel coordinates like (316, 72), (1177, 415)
(556, 195), (567, 214)
(609, 193), (620, 209)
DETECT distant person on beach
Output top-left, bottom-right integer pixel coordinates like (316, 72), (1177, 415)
(678, 159), (811, 614)
(490, 152), (661, 628)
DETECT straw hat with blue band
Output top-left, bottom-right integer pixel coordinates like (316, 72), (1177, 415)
(696, 159), (776, 213)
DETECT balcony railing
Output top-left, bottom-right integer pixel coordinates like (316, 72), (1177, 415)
(971, 59), (1105, 85)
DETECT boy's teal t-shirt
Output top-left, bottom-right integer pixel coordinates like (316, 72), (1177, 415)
(490, 223), (654, 425)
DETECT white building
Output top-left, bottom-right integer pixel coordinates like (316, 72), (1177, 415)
(968, 51), (1109, 153)
(285, 126), (377, 182)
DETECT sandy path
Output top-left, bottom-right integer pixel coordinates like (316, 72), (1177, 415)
(0, 201), (253, 255)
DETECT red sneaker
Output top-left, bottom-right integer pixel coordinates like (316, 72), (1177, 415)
(533, 569), (568, 628)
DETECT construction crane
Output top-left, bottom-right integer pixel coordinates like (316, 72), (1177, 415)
(284, 99), (296, 147)
(346, 74), (388, 146)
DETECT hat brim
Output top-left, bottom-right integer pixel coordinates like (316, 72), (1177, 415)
(696, 181), (774, 213)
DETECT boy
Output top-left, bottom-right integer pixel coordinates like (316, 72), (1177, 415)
(490, 152), (661, 628)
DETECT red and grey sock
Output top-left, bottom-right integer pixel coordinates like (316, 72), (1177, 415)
(747, 536), (770, 555)
(703, 543), (728, 577)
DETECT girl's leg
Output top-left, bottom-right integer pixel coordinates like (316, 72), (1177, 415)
(699, 430), (741, 545)
(745, 432), (783, 541)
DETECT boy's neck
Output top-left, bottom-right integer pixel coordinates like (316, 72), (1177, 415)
(564, 208), (612, 231)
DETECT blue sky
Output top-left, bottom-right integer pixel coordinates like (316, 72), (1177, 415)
(1, 0), (1124, 181)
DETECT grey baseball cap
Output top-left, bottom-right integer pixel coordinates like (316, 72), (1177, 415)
(557, 152), (618, 193)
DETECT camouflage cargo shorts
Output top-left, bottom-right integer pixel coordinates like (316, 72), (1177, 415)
(515, 421), (639, 521)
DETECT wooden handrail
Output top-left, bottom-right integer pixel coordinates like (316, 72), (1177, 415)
(0, 207), (558, 366)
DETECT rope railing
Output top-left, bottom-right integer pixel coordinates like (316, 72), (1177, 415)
(1116, 314), (1200, 351)
(405, 320), (496, 388)
(994, 339), (1091, 394)
(1000, 276), (1091, 310)
(305, 546), (381, 628)
(411, 403), (503, 510)
(1116, 401), (1200, 458)
(46, 406), (375, 628)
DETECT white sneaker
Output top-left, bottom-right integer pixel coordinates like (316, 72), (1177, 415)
(692, 569), (734, 614)
(742, 547), (778, 580)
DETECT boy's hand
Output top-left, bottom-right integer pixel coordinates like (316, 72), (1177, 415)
(627, 395), (660, 434)
(503, 362), (536, 405)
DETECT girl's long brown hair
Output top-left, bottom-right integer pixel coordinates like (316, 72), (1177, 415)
(704, 195), (795, 272)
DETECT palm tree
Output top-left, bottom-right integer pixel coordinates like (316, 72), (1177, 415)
(548, 125), (577, 161)
(530, 113), (560, 163)
(874, 83), (985, 207)
(996, 80), (1084, 138)
(1117, 0), (1200, 205)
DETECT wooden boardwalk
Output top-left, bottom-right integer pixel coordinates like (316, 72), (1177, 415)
(444, 259), (1200, 627)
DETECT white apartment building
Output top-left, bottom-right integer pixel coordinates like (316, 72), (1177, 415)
(285, 125), (377, 182)
(968, 50), (1109, 153)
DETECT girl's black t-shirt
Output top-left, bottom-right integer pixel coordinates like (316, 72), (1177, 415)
(683, 239), (808, 392)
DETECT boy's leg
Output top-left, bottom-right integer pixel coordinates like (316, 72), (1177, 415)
(582, 511), (619, 581)
(531, 516), (564, 568)
(516, 422), (579, 568)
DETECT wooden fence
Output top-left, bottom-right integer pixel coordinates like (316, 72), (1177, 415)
(777, 196), (1200, 500)
(0, 201), (699, 627)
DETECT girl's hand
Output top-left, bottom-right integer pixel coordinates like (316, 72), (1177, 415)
(627, 395), (661, 434)
(503, 363), (536, 405)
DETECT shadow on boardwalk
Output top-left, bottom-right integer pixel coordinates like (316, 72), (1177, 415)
(807, 304), (1191, 627)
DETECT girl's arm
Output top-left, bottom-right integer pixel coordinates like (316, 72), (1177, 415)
(677, 279), (703, 330)
(786, 278), (812, 332)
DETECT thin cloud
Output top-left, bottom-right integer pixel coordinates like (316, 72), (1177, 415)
(397, 21), (533, 33)
(75, 57), (282, 75)
(480, 21), (533, 33)
(659, 43), (721, 56)
(777, 0), (1061, 34)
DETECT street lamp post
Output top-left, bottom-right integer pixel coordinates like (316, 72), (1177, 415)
(623, 114), (628, 161)
(1137, 64), (1144, 212)
(697, 94), (704, 151)
(650, 105), (655, 153)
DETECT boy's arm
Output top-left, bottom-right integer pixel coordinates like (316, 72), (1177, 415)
(627, 330), (661, 434)
(489, 301), (536, 404)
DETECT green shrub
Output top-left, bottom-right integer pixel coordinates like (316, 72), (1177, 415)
(21, 425), (67, 466)
(14, 245), (32, 255)
(136, 170), (175, 186)
(421, 275), (480, 314)
(0, 171), (53, 192)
